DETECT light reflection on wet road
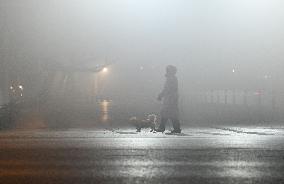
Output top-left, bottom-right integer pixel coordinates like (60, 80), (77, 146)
(0, 127), (284, 184)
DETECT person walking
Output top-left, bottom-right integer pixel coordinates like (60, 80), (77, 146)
(156, 65), (181, 133)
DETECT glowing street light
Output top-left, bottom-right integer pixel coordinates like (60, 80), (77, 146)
(102, 67), (108, 73)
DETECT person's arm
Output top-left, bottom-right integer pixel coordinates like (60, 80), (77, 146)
(158, 77), (178, 101)
(157, 80), (170, 101)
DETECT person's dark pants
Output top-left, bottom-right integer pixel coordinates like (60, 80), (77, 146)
(159, 117), (181, 131)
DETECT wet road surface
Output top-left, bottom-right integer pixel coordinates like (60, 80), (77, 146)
(0, 127), (284, 184)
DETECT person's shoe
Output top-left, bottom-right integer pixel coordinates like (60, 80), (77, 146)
(155, 128), (165, 133)
(171, 129), (181, 134)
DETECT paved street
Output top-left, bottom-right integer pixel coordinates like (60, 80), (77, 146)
(0, 127), (284, 184)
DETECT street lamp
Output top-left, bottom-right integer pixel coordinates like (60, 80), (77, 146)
(102, 67), (108, 73)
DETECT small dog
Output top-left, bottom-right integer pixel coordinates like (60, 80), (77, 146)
(129, 114), (158, 132)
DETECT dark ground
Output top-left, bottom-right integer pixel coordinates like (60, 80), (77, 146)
(0, 127), (284, 184)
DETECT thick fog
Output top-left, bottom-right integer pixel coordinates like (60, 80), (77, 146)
(1, 0), (284, 126)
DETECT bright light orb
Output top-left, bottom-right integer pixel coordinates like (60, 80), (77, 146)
(102, 67), (108, 73)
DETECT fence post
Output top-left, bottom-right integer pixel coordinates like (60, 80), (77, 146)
(232, 89), (236, 105)
(224, 90), (228, 105)
(217, 90), (220, 104)
(243, 90), (248, 106)
(210, 90), (214, 104)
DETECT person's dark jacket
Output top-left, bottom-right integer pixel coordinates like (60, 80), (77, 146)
(158, 74), (179, 119)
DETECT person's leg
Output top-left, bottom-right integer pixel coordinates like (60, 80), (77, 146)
(156, 117), (167, 132)
(172, 119), (181, 133)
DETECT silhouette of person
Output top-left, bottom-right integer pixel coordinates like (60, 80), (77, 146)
(156, 65), (181, 133)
